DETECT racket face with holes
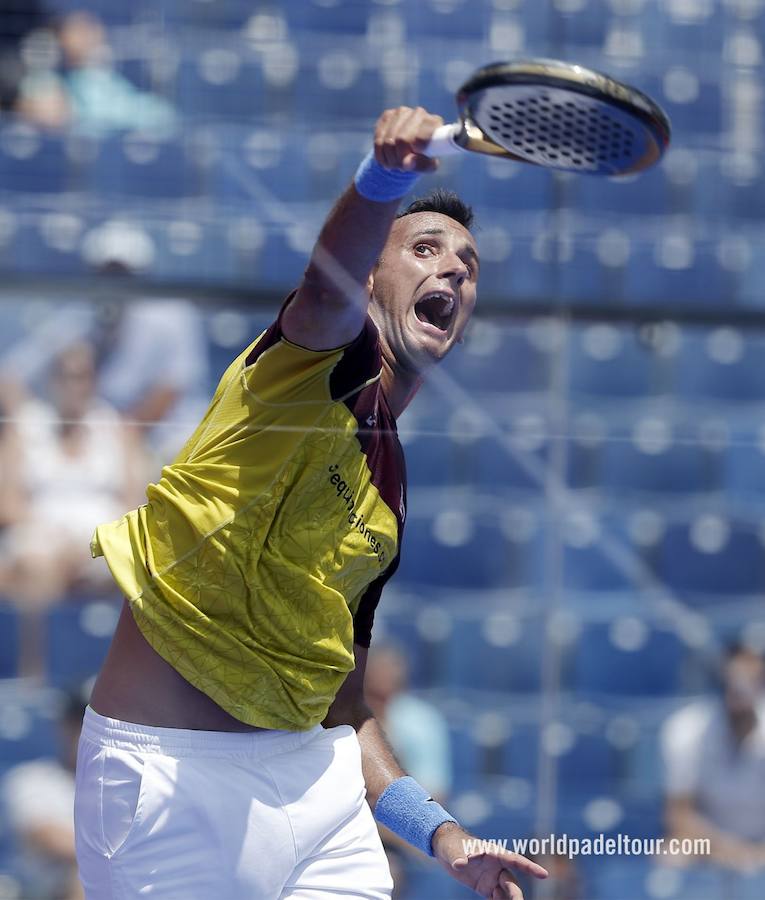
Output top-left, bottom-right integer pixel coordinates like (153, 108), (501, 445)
(455, 59), (671, 176)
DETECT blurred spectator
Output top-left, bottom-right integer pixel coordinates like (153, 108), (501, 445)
(365, 643), (452, 802)
(0, 340), (145, 611)
(661, 643), (765, 872)
(365, 643), (453, 898)
(18, 10), (176, 134)
(2, 686), (86, 900)
(0, 0), (52, 120)
(83, 221), (212, 466)
(96, 296), (212, 467)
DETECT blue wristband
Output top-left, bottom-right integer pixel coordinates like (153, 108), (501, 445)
(374, 776), (457, 857)
(353, 150), (421, 202)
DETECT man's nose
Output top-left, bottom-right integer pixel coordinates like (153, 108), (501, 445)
(440, 254), (468, 285)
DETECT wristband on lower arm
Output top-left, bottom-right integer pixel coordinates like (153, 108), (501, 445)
(373, 775), (457, 857)
(353, 151), (421, 202)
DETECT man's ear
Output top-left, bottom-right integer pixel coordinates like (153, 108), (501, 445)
(366, 270), (375, 298)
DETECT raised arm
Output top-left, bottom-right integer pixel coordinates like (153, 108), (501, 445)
(281, 107), (442, 351)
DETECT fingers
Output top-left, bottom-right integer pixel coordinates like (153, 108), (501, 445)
(505, 854), (549, 880)
(374, 106), (444, 172)
(492, 873), (524, 900)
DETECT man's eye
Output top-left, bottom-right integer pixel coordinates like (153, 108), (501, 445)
(414, 244), (433, 255)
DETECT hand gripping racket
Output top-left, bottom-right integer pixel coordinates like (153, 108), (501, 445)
(422, 59), (671, 176)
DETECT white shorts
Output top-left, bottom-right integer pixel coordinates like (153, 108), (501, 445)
(75, 707), (393, 899)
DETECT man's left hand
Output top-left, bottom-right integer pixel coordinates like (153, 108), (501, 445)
(432, 822), (548, 899)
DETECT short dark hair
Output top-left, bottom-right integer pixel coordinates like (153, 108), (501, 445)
(397, 188), (474, 231)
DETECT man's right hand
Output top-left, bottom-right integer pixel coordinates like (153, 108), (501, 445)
(372, 106), (444, 173)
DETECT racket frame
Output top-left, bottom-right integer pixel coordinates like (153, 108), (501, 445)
(426, 58), (671, 175)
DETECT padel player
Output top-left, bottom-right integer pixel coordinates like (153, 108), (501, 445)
(75, 106), (548, 899)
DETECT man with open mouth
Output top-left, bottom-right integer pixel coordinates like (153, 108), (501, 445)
(74, 105), (547, 900)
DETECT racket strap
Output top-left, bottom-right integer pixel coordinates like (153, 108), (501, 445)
(353, 151), (420, 202)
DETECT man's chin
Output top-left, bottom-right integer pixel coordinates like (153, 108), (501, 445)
(408, 341), (450, 373)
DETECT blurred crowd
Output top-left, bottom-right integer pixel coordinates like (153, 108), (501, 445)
(0, 5), (763, 899)
(0, 241), (211, 675)
(0, 1), (175, 134)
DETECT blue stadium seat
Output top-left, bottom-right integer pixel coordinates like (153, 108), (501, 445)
(551, 0), (610, 49)
(396, 511), (539, 590)
(2, 219), (87, 277)
(696, 155), (765, 222)
(444, 613), (545, 693)
(403, 430), (470, 487)
(554, 731), (620, 794)
(620, 703), (675, 797)
(456, 162), (556, 213)
(568, 324), (672, 398)
(400, 861), (467, 900)
(653, 2), (725, 56)
(557, 239), (627, 307)
(0, 126), (73, 194)
(415, 67), (459, 120)
(674, 329), (765, 404)
(599, 440), (721, 496)
(591, 859), (733, 900)
(209, 126), (317, 205)
(0, 695), (58, 766)
(653, 519), (765, 598)
(724, 440), (765, 502)
(373, 604), (450, 689)
(201, 221), (273, 289)
(469, 434), (549, 493)
(566, 438), (604, 490)
(176, 0), (254, 28)
(282, 0), (372, 35)
(492, 0), (551, 52)
(569, 167), (671, 216)
(486, 234), (557, 304)
(562, 523), (646, 592)
(500, 720), (539, 783)
(204, 308), (275, 383)
(175, 55), (266, 121)
(257, 227), (313, 290)
(48, 0), (135, 25)
(402, 0), (488, 40)
(739, 238), (765, 309)
(46, 601), (120, 687)
(448, 720), (483, 788)
(503, 721), (618, 795)
(565, 621), (689, 695)
(622, 238), (730, 309)
(159, 216), (229, 288)
(86, 133), (204, 199)
(440, 322), (554, 395)
(0, 604), (18, 678)
(650, 69), (723, 139)
(294, 59), (387, 124)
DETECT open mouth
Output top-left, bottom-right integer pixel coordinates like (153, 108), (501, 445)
(414, 291), (456, 333)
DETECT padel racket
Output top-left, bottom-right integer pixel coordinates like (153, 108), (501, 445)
(423, 59), (671, 176)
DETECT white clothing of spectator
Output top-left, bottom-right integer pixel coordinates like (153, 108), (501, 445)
(661, 644), (765, 871)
